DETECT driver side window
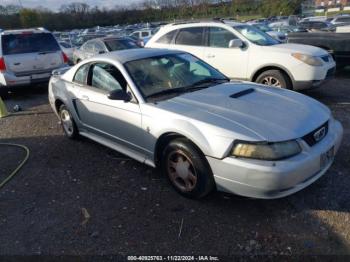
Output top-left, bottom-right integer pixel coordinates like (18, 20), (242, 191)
(89, 63), (127, 93)
(208, 27), (237, 48)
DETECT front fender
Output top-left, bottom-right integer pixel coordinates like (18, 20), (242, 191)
(148, 118), (234, 159)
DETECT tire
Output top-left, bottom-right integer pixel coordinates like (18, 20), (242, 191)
(161, 138), (215, 199)
(256, 70), (292, 89)
(58, 104), (79, 139)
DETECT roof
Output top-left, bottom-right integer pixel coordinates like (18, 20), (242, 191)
(162, 19), (244, 28)
(98, 48), (183, 64)
(1, 28), (49, 35)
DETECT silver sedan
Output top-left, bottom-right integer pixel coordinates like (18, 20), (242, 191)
(48, 48), (343, 199)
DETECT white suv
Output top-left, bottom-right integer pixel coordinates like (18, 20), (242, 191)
(0, 28), (68, 88)
(146, 20), (336, 90)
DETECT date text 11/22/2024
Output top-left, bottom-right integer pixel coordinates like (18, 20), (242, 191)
(127, 255), (220, 261)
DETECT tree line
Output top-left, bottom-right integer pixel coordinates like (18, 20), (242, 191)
(0, 0), (304, 31)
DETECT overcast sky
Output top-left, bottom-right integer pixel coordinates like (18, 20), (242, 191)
(2, 0), (143, 10)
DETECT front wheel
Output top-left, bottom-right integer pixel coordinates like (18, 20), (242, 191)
(59, 104), (79, 139)
(256, 70), (291, 89)
(161, 138), (215, 199)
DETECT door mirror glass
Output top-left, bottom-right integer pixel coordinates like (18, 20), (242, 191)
(107, 89), (131, 101)
(228, 39), (244, 48)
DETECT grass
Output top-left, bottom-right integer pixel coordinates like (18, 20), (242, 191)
(315, 10), (350, 16)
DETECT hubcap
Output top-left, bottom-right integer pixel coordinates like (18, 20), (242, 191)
(167, 150), (197, 192)
(60, 109), (74, 136)
(261, 76), (281, 87)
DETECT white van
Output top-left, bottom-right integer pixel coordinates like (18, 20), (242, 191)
(0, 28), (68, 88)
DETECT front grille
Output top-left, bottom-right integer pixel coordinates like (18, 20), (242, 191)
(302, 121), (329, 147)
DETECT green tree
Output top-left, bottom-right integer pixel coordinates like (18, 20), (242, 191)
(19, 9), (41, 27)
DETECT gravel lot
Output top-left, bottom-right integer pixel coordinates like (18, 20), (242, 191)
(0, 69), (349, 258)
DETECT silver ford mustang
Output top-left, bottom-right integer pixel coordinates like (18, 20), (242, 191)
(48, 48), (343, 199)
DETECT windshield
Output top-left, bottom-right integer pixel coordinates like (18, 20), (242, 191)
(125, 53), (228, 101)
(234, 25), (280, 46)
(254, 24), (272, 32)
(105, 39), (139, 51)
(2, 33), (60, 55)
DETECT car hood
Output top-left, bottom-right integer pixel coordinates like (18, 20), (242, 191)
(265, 43), (328, 56)
(153, 83), (330, 141)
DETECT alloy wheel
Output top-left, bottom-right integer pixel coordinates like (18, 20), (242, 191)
(167, 150), (197, 192)
(261, 76), (282, 87)
(60, 109), (74, 136)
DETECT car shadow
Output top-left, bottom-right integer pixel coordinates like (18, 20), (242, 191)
(0, 83), (49, 112)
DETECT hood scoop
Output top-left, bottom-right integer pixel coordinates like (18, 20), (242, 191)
(230, 88), (255, 98)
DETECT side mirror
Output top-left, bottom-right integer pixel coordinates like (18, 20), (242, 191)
(228, 39), (244, 48)
(98, 50), (106, 54)
(108, 89), (131, 101)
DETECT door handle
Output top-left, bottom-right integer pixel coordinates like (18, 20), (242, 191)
(81, 95), (89, 100)
(207, 54), (215, 58)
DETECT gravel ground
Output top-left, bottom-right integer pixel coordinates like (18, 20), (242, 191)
(0, 70), (349, 259)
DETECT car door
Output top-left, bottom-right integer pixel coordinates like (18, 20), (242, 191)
(202, 26), (249, 80)
(172, 26), (206, 59)
(72, 62), (146, 156)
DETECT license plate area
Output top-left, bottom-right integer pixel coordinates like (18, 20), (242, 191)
(320, 146), (334, 169)
(31, 73), (50, 80)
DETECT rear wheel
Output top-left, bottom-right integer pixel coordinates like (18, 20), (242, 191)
(256, 70), (291, 89)
(161, 138), (215, 199)
(59, 104), (79, 139)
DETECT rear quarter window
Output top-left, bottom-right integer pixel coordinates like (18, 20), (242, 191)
(74, 63), (90, 85)
(175, 27), (204, 46)
(156, 30), (177, 44)
(2, 33), (60, 55)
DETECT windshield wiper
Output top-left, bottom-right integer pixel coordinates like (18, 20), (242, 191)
(190, 77), (230, 88)
(146, 87), (186, 99)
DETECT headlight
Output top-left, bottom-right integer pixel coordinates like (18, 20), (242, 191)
(231, 140), (301, 161)
(292, 53), (323, 66)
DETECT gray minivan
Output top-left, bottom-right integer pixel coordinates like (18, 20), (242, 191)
(0, 28), (68, 88)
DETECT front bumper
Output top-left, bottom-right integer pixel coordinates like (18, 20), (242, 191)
(207, 119), (343, 199)
(293, 66), (336, 91)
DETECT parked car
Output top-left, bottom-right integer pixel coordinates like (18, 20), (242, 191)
(300, 16), (328, 23)
(49, 48), (343, 199)
(59, 41), (75, 65)
(288, 32), (350, 68)
(73, 37), (139, 64)
(0, 28), (68, 88)
(130, 29), (153, 40)
(269, 25), (308, 34)
(130, 28), (158, 46)
(329, 14), (350, 26)
(146, 21), (336, 90)
(249, 23), (287, 42)
(299, 21), (334, 31)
